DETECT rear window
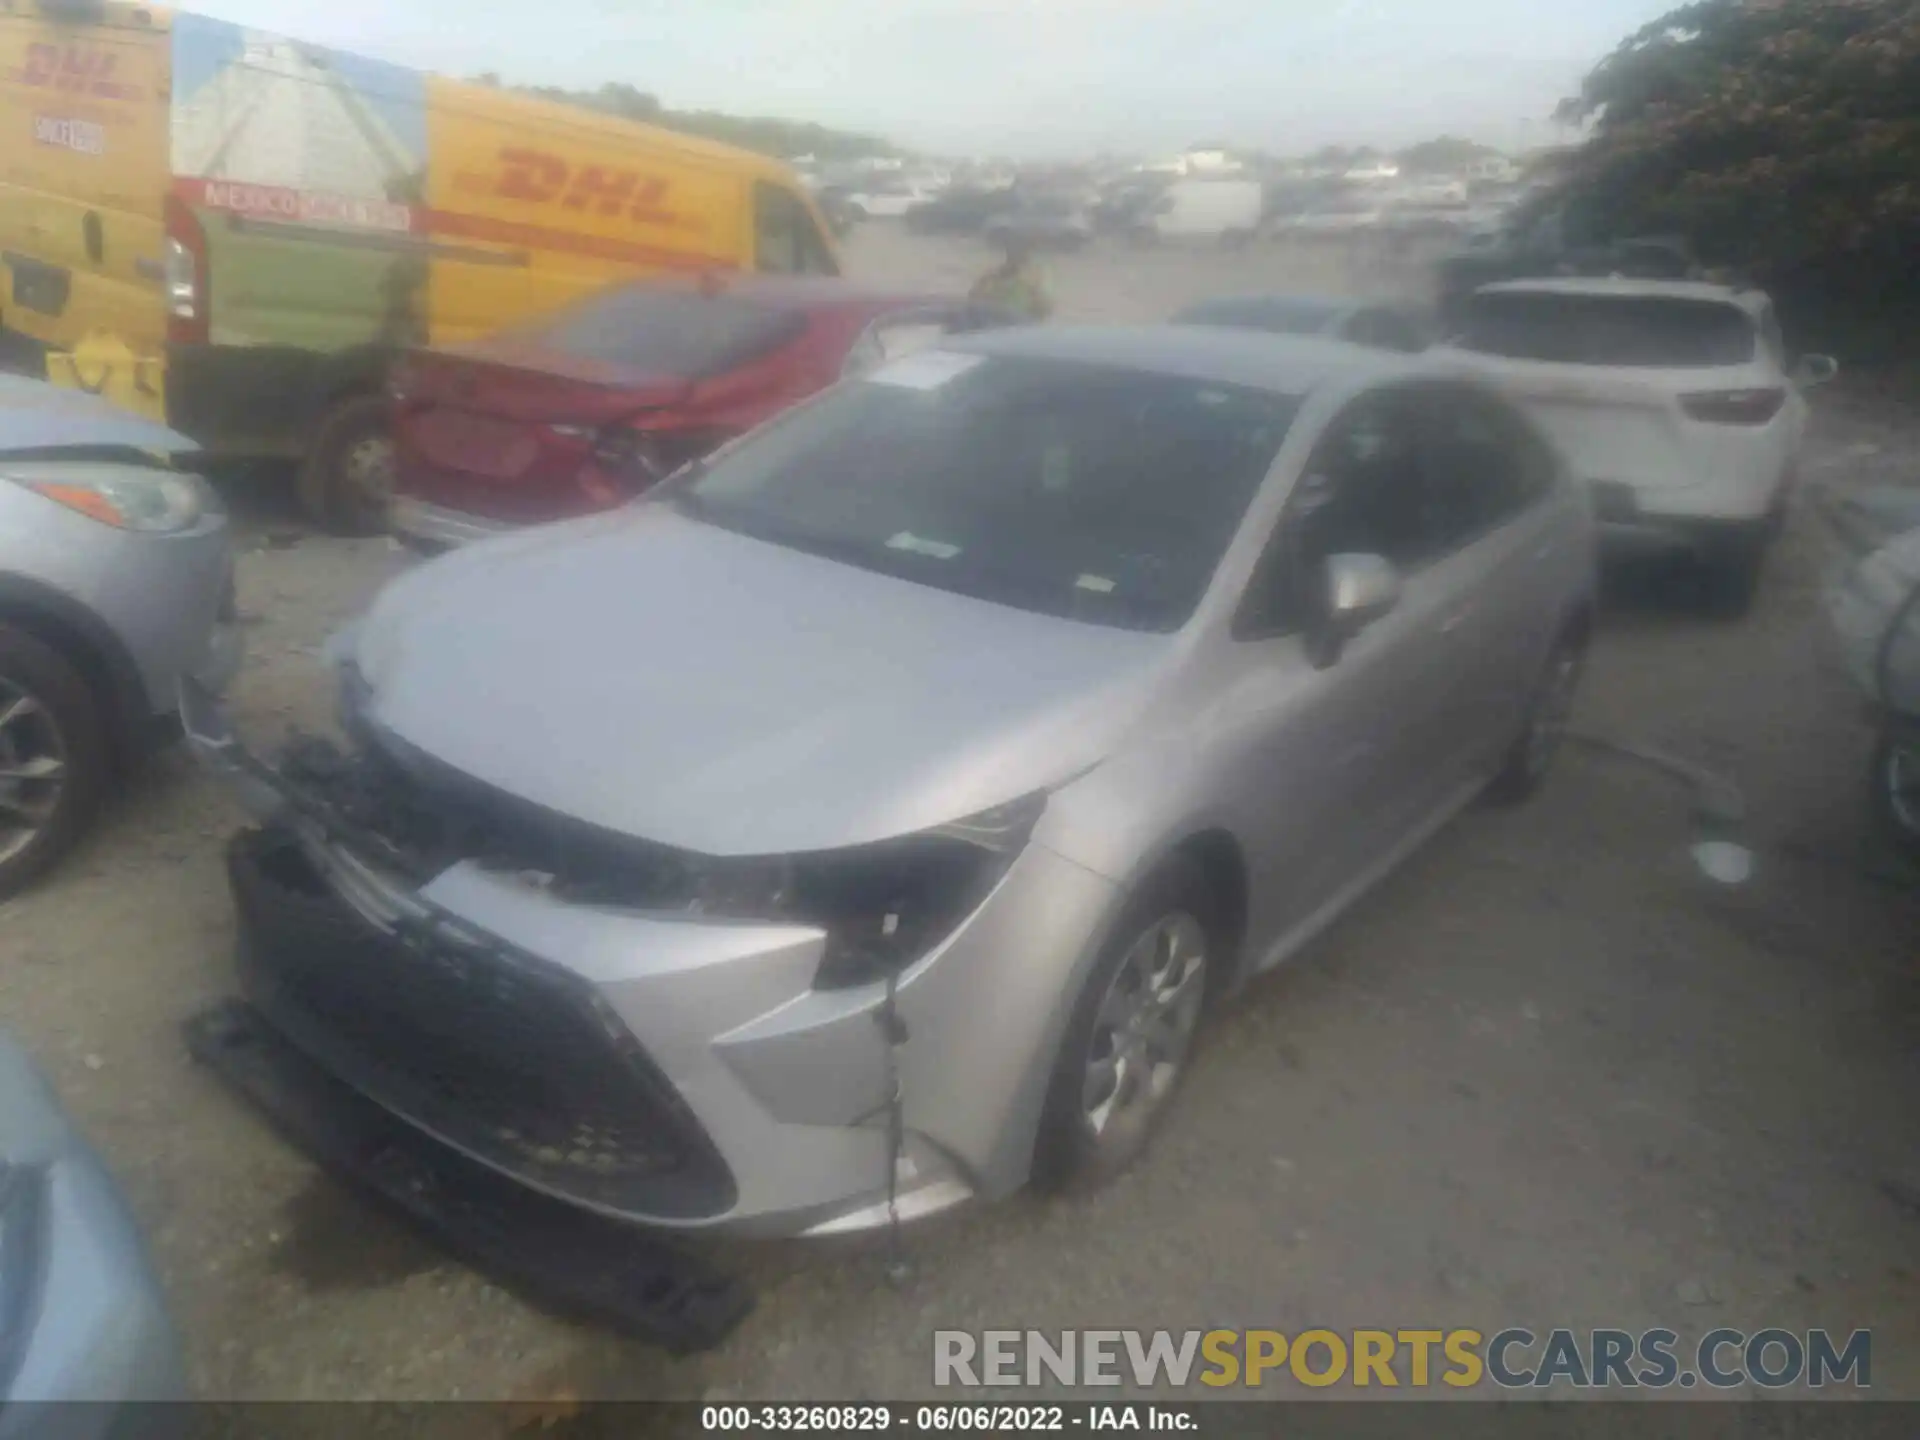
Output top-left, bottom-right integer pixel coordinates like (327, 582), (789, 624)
(512, 288), (806, 377)
(1454, 293), (1756, 367)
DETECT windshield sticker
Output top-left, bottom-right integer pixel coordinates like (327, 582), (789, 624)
(886, 531), (962, 560)
(1075, 574), (1117, 594)
(868, 351), (983, 391)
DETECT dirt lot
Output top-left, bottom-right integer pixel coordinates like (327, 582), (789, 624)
(5, 225), (1920, 1409)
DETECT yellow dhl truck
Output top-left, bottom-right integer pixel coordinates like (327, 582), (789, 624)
(0, 0), (840, 528)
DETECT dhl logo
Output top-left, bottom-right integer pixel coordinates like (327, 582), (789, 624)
(4, 44), (140, 100)
(491, 148), (681, 226)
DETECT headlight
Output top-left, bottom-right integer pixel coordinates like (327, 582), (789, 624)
(794, 793), (1047, 990)
(536, 794), (1046, 989)
(5, 462), (217, 533)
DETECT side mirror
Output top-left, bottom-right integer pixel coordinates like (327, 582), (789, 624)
(1794, 353), (1839, 388)
(1308, 552), (1401, 669)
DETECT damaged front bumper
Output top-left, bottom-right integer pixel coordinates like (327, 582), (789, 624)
(178, 679), (1117, 1238)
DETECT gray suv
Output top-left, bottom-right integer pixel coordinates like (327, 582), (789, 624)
(0, 376), (239, 897)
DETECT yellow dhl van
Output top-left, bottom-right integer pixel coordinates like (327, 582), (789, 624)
(0, 0), (839, 528)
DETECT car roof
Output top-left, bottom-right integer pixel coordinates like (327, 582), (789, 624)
(1475, 276), (1769, 311)
(945, 323), (1421, 396)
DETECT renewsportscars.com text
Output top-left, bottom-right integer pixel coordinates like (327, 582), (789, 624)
(933, 1328), (1871, 1391)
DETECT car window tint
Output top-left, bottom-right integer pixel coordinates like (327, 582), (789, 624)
(1238, 391), (1428, 635)
(1455, 293), (1756, 367)
(755, 182), (840, 277)
(671, 356), (1299, 632)
(1413, 386), (1544, 553)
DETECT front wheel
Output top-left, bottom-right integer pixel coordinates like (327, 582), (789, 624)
(1870, 725), (1920, 861)
(0, 625), (108, 899)
(1487, 628), (1587, 804)
(1033, 858), (1217, 1191)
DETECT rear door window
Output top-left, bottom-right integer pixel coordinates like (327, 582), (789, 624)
(1454, 293), (1756, 367)
(1236, 389), (1431, 636)
(1411, 386), (1549, 553)
(755, 182), (840, 277)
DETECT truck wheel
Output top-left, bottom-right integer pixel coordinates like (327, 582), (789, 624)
(300, 394), (397, 536)
(0, 624), (108, 899)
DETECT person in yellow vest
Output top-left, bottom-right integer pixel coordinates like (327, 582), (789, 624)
(970, 232), (1054, 322)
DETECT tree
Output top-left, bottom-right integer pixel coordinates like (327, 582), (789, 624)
(1544, 0), (1920, 355)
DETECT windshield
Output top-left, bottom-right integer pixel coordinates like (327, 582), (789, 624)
(1453, 293), (1756, 367)
(664, 353), (1297, 631)
(503, 287), (806, 377)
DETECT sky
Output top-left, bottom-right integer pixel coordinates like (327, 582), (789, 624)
(188, 0), (1682, 159)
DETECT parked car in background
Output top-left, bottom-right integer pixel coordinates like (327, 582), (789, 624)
(390, 275), (1011, 550)
(905, 187), (1020, 235)
(1434, 277), (1837, 614)
(0, 1032), (188, 1411)
(0, 375), (239, 898)
(983, 196), (1093, 252)
(0, 1), (837, 534)
(1143, 180), (1264, 245)
(187, 326), (1595, 1238)
(845, 177), (936, 219)
(1174, 295), (1431, 353)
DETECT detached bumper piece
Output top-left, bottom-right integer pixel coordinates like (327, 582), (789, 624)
(185, 999), (752, 1352)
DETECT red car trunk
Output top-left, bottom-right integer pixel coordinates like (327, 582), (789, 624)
(392, 282), (850, 527)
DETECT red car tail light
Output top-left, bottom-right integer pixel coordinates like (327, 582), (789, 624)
(1679, 387), (1787, 426)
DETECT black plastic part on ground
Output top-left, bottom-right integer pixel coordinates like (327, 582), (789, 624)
(182, 999), (753, 1354)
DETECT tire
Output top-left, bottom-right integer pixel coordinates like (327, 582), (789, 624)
(0, 624), (109, 899)
(1033, 857), (1219, 1192)
(1870, 725), (1920, 862)
(1697, 521), (1769, 619)
(298, 394), (397, 536)
(1487, 625), (1588, 805)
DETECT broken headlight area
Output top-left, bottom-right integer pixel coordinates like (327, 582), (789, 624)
(266, 731), (1043, 990)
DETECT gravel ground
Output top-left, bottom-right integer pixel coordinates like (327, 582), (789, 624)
(4, 225), (1920, 1414)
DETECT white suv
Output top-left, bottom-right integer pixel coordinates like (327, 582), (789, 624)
(1435, 277), (1837, 614)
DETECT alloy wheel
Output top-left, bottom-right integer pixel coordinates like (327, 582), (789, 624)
(1081, 911), (1208, 1145)
(1888, 735), (1920, 839)
(0, 679), (67, 866)
(1524, 647), (1582, 780)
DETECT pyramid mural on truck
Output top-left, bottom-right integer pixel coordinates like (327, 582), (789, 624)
(168, 13), (430, 349)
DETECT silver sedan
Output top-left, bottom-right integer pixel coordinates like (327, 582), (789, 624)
(0, 376), (239, 897)
(187, 326), (1595, 1237)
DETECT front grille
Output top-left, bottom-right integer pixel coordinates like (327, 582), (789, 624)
(227, 827), (735, 1220)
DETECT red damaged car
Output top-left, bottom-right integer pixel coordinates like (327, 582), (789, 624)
(389, 275), (1010, 550)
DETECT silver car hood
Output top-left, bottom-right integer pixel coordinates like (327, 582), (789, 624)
(351, 505), (1172, 855)
(0, 373), (195, 455)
